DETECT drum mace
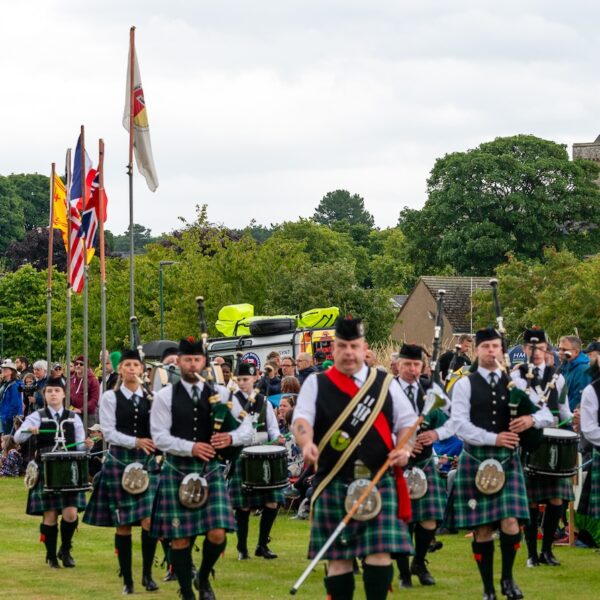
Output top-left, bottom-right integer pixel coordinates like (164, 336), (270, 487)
(289, 393), (445, 595)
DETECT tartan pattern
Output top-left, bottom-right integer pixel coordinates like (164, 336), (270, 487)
(409, 459), (447, 523)
(577, 450), (600, 519)
(227, 457), (284, 509)
(308, 473), (413, 560)
(447, 446), (530, 529)
(83, 445), (159, 527)
(525, 472), (574, 503)
(151, 455), (235, 539)
(26, 466), (87, 516)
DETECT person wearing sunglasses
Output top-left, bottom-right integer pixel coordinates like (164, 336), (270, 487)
(69, 356), (100, 427)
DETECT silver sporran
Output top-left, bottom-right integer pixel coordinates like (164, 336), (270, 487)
(344, 478), (382, 521)
(404, 466), (428, 500)
(121, 462), (150, 495)
(475, 458), (505, 495)
(178, 473), (209, 509)
(24, 460), (39, 490)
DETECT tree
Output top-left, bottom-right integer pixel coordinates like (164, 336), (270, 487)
(314, 190), (375, 228)
(0, 176), (25, 254)
(112, 223), (159, 253)
(6, 227), (67, 272)
(8, 173), (50, 231)
(368, 228), (416, 292)
(399, 135), (600, 275)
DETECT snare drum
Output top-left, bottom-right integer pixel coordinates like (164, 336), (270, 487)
(42, 451), (91, 492)
(240, 445), (288, 491)
(525, 428), (579, 478)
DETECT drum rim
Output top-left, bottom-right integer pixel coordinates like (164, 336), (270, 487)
(41, 450), (89, 459)
(541, 428), (579, 439)
(524, 466), (578, 477)
(242, 445), (287, 456)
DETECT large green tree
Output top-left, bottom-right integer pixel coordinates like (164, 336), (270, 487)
(399, 135), (600, 275)
(0, 176), (25, 254)
(8, 173), (50, 231)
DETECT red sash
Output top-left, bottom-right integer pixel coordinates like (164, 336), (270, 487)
(324, 366), (412, 522)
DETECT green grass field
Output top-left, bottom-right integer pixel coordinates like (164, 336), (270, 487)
(1, 476), (599, 599)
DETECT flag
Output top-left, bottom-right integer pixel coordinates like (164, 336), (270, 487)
(69, 135), (95, 212)
(123, 36), (159, 191)
(51, 174), (69, 248)
(78, 170), (108, 260)
(69, 205), (85, 293)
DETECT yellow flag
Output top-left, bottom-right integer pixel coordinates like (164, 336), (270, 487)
(52, 174), (68, 249)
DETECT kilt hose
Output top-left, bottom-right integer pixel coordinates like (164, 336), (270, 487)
(83, 445), (159, 527)
(577, 449), (600, 519)
(26, 465), (87, 516)
(447, 445), (530, 530)
(408, 458), (447, 524)
(151, 455), (235, 540)
(227, 456), (284, 509)
(308, 472), (413, 560)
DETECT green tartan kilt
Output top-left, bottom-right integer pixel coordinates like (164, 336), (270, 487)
(308, 472), (413, 560)
(408, 459), (447, 523)
(447, 446), (530, 530)
(83, 445), (159, 527)
(151, 455), (235, 539)
(577, 450), (600, 519)
(26, 465), (87, 516)
(525, 472), (574, 503)
(227, 457), (285, 509)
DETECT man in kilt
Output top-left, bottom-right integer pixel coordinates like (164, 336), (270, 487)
(228, 361), (285, 560)
(293, 317), (417, 600)
(511, 328), (572, 568)
(15, 377), (89, 568)
(450, 328), (551, 600)
(151, 338), (253, 600)
(83, 348), (160, 594)
(394, 343), (452, 588)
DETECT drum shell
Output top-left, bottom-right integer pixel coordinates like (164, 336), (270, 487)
(240, 446), (288, 490)
(42, 451), (90, 492)
(525, 429), (579, 478)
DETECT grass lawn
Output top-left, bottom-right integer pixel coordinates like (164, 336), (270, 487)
(1, 476), (600, 599)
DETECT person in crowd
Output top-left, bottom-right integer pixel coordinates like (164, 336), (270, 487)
(50, 363), (66, 386)
(439, 335), (473, 381)
(583, 341), (600, 366)
(86, 423), (104, 479)
(266, 351), (282, 373)
(14, 378), (90, 568)
(559, 335), (591, 411)
(277, 395), (296, 434)
(69, 355), (100, 427)
(32, 360), (48, 410)
(281, 376), (300, 395)
(0, 434), (22, 476)
(220, 361), (232, 386)
(96, 350), (119, 391)
(20, 372), (39, 416)
(258, 360), (282, 397)
(313, 350), (327, 371)
(281, 357), (297, 378)
(84, 348), (160, 594)
(296, 353), (317, 385)
(0, 359), (22, 434)
(390, 352), (400, 378)
(16, 356), (32, 377)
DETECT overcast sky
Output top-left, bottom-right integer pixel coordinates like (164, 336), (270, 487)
(2, 1), (599, 236)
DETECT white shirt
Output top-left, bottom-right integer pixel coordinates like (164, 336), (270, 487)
(451, 366), (552, 447)
(151, 379), (254, 456)
(235, 390), (281, 441)
(15, 407), (86, 448)
(99, 385), (145, 449)
(293, 364), (417, 433)
(581, 383), (600, 446)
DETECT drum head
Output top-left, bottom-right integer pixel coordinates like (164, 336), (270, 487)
(122, 462), (150, 495)
(242, 445), (287, 458)
(179, 473), (208, 509)
(475, 458), (506, 495)
(344, 478), (382, 521)
(542, 428), (579, 441)
(42, 450), (88, 461)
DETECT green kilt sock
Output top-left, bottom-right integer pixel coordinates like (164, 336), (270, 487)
(115, 534), (133, 586)
(363, 564), (393, 600)
(198, 537), (226, 583)
(40, 523), (58, 562)
(258, 506), (278, 546)
(141, 528), (158, 579)
(395, 555), (411, 580)
(414, 523), (435, 564)
(524, 506), (539, 558)
(472, 540), (494, 594)
(235, 509), (250, 552)
(500, 531), (521, 581)
(324, 571), (355, 600)
(542, 503), (562, 553)
(171, 546), (193, 596)
(60, 518), (78, 552)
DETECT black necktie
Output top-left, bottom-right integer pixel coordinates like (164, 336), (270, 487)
(533, 367), (540, 385)
(406, 385), (416, 410)
(191, 385), (200, 404)
(132, 394), (139, 407)
(54, 412), (60, 421)
(489, 372), (497, 389)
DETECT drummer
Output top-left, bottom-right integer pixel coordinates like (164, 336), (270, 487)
(228, 362), (285, 561)
(152, 346), (179, 391)
(14, 377), (90, 569)
(83, 348), (160, 594)
(511, 328), (572, 568)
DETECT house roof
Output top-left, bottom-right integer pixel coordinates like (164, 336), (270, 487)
(390, 294), (408, 309)
(420, 276), (492, 333)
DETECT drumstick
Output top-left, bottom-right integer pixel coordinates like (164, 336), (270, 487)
(21, 429), (57, 434)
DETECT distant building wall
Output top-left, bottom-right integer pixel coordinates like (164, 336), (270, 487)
(573, 138), (600, 184)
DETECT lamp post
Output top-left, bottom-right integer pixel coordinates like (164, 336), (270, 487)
(159, 261), (175, 339)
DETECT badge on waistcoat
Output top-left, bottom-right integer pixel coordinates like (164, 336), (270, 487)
(330, 430), (351, 451)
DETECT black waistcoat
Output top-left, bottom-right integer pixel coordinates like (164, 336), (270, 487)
(115, 388), (151, 438)
(468, 371), (510, 433)
(401, 379), (433, 463)
(235, 390), (266, 432)
(170, 381), (212, 442)
(36, 407), (76, 454)
(517, 364), (559, 411)
(313, 369), (394, 482)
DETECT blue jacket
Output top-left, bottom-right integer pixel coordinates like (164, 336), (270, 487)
(563, 351), (591, 411)
(0, 380), (23, 421)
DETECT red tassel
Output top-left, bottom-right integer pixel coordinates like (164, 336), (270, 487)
(514, 542), (521, 551)
(115, 548), (119, 555)
(473, 553), (482, 562)
(40, 534), (46, 543)
(394, 466), (413, 523)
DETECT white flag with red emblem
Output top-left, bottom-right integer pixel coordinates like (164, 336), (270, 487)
(123, 39), (158, 192)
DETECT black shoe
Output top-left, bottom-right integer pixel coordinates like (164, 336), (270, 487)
(46, 556), (60, 569)
(163, 570), (177, 582)
(399, 576), (413, 588)
(122, 584), (134, 595)
(483, 592), (497, 600)
(58, 547), (76, 568)
(255, 545), (278, 559)
(177, 590), (196, 600)
(526, 555), (540, 568)
(142, 575), (159, 591)
(539, 550), (560, 566)
(410, 559), (435, 586)
(238, 550), (250, 560)
(428, 539), (444, 553)
(197, 578), (216, 600)
(500, 579), (524, 600)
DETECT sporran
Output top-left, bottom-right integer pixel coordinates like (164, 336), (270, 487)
(24, 460), (39, 490)
(475, 458), (505, 495)
(121, 462), (150, 495)
(404, 466), (428, 500)
(344, 478), (382, 521)
(178, 473), (209, 509)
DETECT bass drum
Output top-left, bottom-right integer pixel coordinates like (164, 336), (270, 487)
(525, 428), (579, 478)
(150, 364), (181, 391)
